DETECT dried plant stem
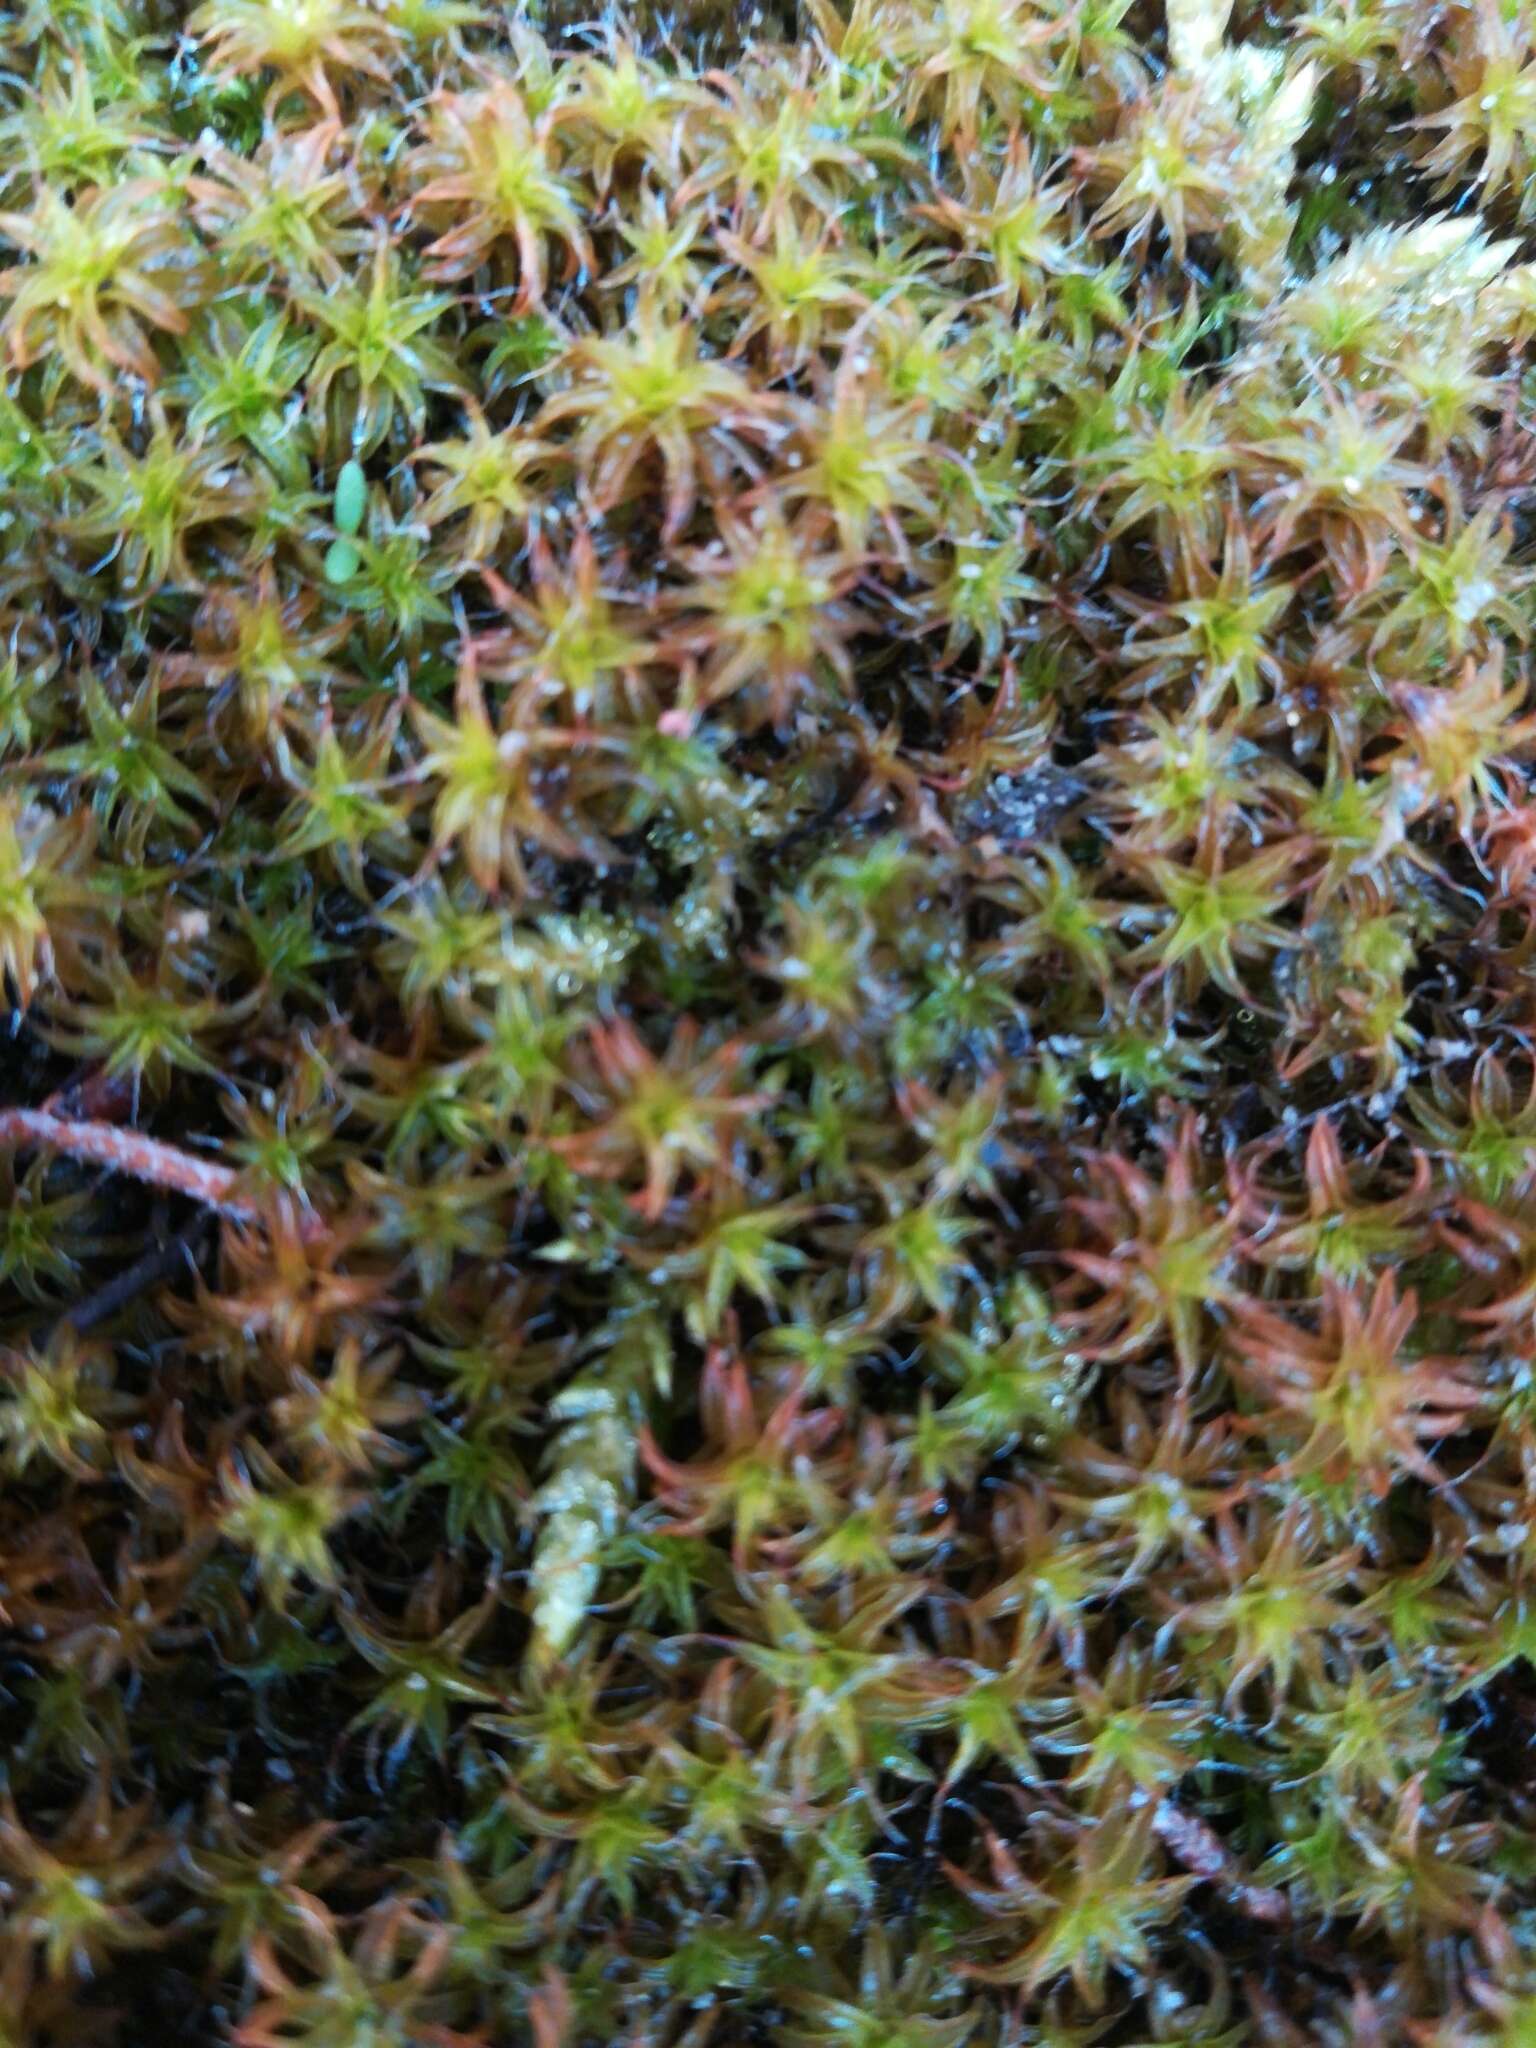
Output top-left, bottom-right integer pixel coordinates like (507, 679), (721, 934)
(0, 1106), (258, 1221)
(40, 1065), (136, 1122)
(57, 1215), (212, 1337)
(1152, 1800), (1291, 1924)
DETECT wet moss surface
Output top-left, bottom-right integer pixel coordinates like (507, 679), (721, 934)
(4, 0), (1536, 2040)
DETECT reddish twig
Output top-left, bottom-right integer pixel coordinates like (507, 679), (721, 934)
(0, 1106), (261, 1224)
(1152, 1800), (1291, 1924)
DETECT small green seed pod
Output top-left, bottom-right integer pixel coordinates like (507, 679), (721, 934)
(333, 459), (367, 538)
(324, 538), (360, 584)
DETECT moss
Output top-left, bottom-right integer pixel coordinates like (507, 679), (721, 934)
(3, 0), (1536, 2041)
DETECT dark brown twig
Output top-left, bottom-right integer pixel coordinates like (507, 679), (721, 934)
(57, 1215), (212, 1337)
